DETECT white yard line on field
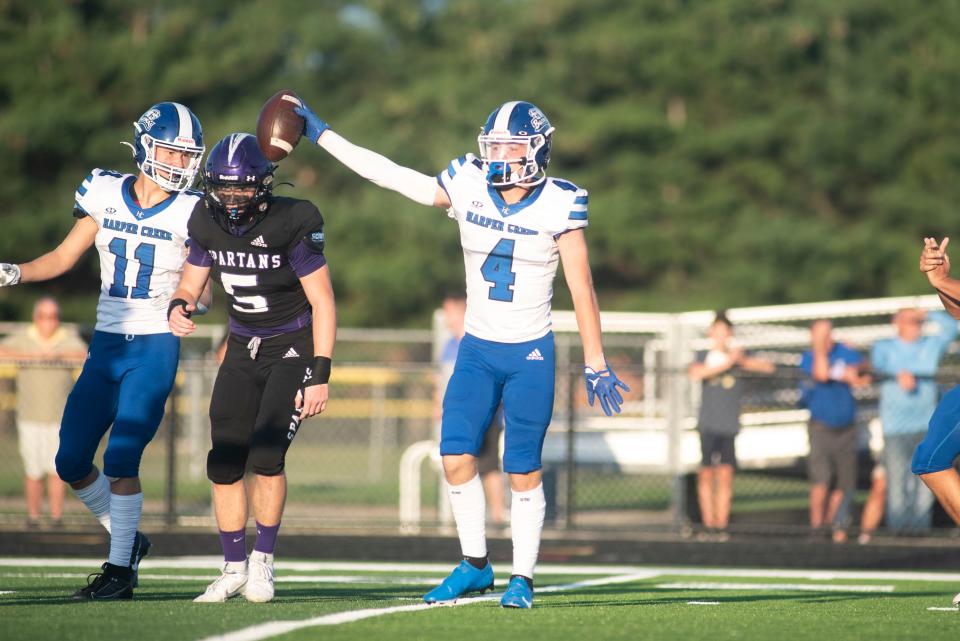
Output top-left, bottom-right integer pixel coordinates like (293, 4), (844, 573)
(3, 558), (960, 583)
(0, 572), (440, 585)
(656, 582), (895, 593)
(0, 558), (648, 575)
(195, 571), (660, 641)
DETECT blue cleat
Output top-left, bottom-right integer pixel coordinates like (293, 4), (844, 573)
(423, 560), (494, 603)
(500, 575), (533, 609)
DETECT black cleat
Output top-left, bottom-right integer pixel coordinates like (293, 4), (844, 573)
(72, 563), (134, 600)
(129, 531), (151, 588)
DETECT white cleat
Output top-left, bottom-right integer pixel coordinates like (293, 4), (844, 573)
(953, 592), (960, 607)
(193, 561), (248, 603)
(244, 551), (275, 603)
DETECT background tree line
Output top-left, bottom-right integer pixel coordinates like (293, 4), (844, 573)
(1, 0), (958, 327)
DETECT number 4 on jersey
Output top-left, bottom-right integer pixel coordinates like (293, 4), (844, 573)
(481, 238), (516, 302)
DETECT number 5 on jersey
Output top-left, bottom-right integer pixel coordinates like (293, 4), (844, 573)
(481, 238), (516, 302)
(221, 272), (270, 313)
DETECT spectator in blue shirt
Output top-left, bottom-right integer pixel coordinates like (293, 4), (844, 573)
(871, 308), (957, 533)
(800, 319), (870, 542)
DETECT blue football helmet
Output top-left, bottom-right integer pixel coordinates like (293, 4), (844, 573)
(123, 102), (205, 192)
(477, 101), (554, 187)
(202, 133), (275, 233)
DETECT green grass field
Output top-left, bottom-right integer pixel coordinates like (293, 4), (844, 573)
(1, 558), (958, 641)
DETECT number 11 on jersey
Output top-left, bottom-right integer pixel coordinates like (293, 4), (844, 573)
(481, 238), (516, 302)
(108, 237), (155, 299)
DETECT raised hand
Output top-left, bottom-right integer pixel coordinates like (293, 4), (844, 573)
(584, 364), (631, 416)
(294, 104), (330, 144)
(0, 263), (21, 287)
(920, 237), (950, 286)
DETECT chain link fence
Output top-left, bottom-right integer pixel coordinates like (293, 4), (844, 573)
(0, 296), (958, 539)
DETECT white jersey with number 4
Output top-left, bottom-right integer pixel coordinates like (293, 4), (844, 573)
(437, 153), (588, 343)
(74, 168), (200, 335)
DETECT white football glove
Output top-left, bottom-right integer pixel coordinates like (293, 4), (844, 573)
(0, 263), (21, 287)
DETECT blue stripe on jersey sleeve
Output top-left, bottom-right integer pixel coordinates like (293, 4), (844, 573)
(568, 210), (588, 220)
(77, 183), (88, 196)
(446, 155), (468, 180)
(437, 171), (453, 200)
(574, 194), (588, 205)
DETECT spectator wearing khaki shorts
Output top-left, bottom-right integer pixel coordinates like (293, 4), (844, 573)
(0, 298), (87, 526)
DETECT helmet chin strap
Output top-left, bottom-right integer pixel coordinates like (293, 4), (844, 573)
(120, 141), (136, 158)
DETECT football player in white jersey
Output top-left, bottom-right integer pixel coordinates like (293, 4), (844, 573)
(295, 99), (628, 608)
(0, 102), (206, 599)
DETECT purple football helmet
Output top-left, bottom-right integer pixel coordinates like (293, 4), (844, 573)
(202, 133), (275, 232)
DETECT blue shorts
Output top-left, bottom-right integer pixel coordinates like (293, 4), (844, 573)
(441, 332), (555, 474)
(912, 384), (960, 475)
(55, 331), (180, 482)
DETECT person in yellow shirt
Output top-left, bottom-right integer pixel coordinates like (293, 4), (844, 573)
(0, 298), (87, 526)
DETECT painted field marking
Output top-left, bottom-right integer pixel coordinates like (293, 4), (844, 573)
(196, 571), (659, 641)
(927, 607), (958, 612)
(0, 558), (639, 575)
(0, 590), (15, 595)
(0, 572), (440, 585)
(3, 558), (960, 583)
(687, 601), (720, 605)
(657, 582), (895, 593)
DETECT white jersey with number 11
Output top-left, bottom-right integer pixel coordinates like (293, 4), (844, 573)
(74, 168), (200, 335)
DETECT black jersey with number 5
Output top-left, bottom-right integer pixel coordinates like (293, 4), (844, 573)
(186, 196), (327, 334)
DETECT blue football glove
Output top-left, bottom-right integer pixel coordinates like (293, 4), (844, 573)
(294, 104), (330, 144)
(584, 364), (630, 416)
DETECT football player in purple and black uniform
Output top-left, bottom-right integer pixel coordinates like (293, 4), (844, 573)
(168, 133), (335, 604)
(0, 101), (206, 599)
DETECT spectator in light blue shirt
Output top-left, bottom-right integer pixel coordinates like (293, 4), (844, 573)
(871, 308), (957, 532)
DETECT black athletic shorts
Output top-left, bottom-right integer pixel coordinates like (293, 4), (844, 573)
(699, 431), (737, 467)
(208, 326), (314, 480)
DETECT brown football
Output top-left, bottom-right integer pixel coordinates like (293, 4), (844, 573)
(256, 90), (305, 162)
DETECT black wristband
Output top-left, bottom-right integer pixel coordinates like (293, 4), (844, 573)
(167, 297), (191, 320)
(307, 356), (332, 385)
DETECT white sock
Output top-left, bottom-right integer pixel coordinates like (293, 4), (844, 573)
(511, 483), (546, 579)
(74, 471), (111, 533)
(107, 492), (143, 568)
(448, 475), (487, 559)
